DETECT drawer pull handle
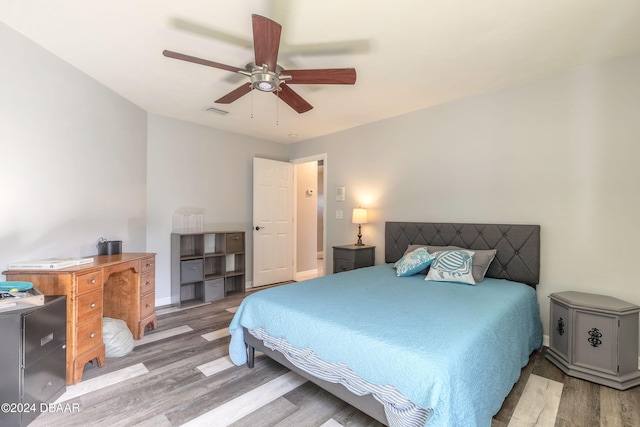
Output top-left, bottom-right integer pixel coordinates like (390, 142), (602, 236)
(146, 263), (153, 267)
(556, 318), (565, 336)
(588, 328), (602, 347)
(62, 344), (66, 349)
(146, 303), (151, 308)
(41, 333), (54, 346)
(146, 281), (152, 286)
(90, 303), (96, 308)
(90, 279), (96, 284)
(89, 333), (95, 338)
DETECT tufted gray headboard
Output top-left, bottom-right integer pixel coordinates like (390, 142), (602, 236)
(385, 222), (540, 287)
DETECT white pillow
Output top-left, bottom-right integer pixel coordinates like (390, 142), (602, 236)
(103, 317), (134, 357)
(425, 250), (476, 285)
(394, 247), (434, 277)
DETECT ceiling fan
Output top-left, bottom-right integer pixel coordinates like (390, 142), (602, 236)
(163, 14), (357, 114)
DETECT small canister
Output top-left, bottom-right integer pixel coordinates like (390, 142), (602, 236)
(97, 240), (123, 255)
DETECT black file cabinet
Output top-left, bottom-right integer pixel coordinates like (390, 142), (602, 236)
(333, 245), (375, 273)
(0, 296), (67, 427)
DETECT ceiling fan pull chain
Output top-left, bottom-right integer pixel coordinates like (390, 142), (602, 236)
(251, 88), (254, 119)
(276, 90), (279, 126)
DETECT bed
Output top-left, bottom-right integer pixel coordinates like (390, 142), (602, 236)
(228, 222), (542, 427)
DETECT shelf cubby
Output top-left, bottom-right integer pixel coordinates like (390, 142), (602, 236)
(171, 231), (245, 308)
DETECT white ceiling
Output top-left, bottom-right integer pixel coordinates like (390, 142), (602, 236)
(3, 0), (640, 144)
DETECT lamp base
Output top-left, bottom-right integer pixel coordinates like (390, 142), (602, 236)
(355, 224), (364, 246)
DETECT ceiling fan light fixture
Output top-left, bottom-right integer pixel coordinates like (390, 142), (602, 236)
(251, 72), (279, 92)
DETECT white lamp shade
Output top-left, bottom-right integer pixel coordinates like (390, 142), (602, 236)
(352, 208), (368, 224)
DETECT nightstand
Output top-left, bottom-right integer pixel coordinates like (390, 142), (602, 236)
(333, 245), (375, 273)
(547, 291), (640, 390)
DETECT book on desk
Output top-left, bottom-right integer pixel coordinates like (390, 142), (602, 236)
(6, 257), (94, 270)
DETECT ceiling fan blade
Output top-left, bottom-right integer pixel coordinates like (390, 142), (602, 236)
(283, 68), (357, 85)
(276, 85), (313, 114)
(171, 18), (253, 49)
(215, 83), (252, 104)
(252, 14), (282, 71)
(163, 50), (244, 73)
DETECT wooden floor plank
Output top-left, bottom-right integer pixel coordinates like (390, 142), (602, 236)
(507, 374), (563, 427)
(555, 376), (600, 426)
(179, 371), (307, 426)
(228, 396), (298, 427)
(274, 382), (348, 427)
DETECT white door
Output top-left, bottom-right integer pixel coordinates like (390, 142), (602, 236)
(253, 157), (294, 287)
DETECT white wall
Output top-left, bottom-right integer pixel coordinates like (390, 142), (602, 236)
(146, 114), (287, 304)
(0, 23), (147, 272)
(288, 52), (640, 339)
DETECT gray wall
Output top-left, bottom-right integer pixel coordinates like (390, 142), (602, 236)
(0, 23), (147, 267)
(146, 114), (287, 304)
(288, 52), (640, 341)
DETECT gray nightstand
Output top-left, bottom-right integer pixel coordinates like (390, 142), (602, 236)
(547, 291), (640, 390)
(333, 245), (375, 273)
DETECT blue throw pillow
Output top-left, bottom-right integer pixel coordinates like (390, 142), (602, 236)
(425, 250), (476, 284)
(394, 247), (435, 277)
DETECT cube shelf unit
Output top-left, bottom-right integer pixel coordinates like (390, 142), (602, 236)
(171, 231), (246, 308)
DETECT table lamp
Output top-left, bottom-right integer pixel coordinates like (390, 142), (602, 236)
(352, 208), (368, 246)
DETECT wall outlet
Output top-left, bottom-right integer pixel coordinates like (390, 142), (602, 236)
(336, 210), (343, 219)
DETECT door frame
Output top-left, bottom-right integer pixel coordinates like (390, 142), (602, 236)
(290, 153), (328, 280)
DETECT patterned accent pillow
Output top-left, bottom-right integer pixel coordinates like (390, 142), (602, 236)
(425, 250), (476, 284)
(427, 245), (496, 283)
(394, 247), (435, 277)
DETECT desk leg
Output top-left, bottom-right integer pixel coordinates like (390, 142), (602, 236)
(136, 313), (157, 339)
(70, 344), (106, 384)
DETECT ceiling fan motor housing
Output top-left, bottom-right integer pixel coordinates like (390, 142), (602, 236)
(246, 64), (291, 92)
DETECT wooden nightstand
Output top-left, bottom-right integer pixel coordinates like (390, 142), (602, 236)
(333, 245), (375, 273)
(547, 291), (640, 390)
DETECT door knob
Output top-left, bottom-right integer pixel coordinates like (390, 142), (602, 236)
(254, 226), (264, 231)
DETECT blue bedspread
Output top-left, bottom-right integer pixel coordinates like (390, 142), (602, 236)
(228, 264), (542, 426)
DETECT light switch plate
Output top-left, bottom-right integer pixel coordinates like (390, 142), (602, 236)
(336, 210), (343, 219)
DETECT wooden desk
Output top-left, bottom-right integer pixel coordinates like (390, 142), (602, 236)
(3, 253), (157, 384)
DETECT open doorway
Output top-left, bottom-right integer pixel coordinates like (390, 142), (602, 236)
(292, 155), (326, 281)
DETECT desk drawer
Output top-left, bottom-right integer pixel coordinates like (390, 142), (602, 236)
(140, 270), (155, 295)
(140, 255), (155, 274)
(77, 289), (103, 321)
(76, 316), (102, 355)
(77, 270), (103, 294)
(140, 292), (155, 319)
